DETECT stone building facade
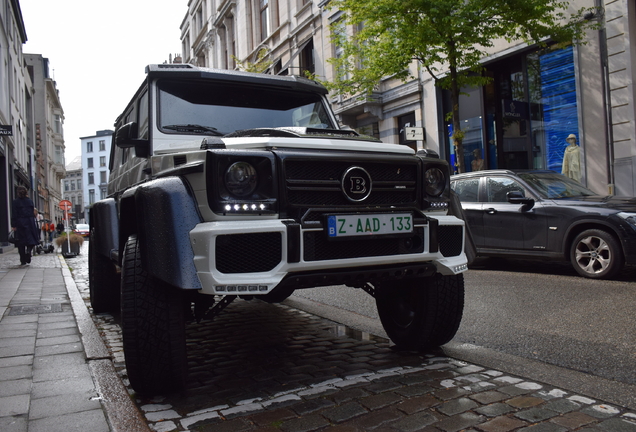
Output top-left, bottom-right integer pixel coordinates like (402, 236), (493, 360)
(62, 156), (83, 224)
(25, 54), (66, 223)
(0, 1), (66, 247)
(0, 0), (32, 245)
(179, 0), (635, 195)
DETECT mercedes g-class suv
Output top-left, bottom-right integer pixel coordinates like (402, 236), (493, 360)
(89, 64), (469, 394)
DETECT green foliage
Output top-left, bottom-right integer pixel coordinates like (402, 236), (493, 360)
(233, 48), (273, 74)
(327, 0), (596, 95)
(326, 0), (598, 172)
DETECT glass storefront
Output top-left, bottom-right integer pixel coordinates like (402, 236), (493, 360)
(446, 45), (581, 177)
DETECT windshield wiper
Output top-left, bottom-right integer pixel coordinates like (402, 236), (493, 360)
(162, 124), (224, 136)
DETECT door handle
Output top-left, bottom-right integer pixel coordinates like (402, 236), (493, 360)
(485, 208), (497, 215)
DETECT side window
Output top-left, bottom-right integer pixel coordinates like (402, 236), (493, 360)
(487, 177), (526, 203)
(451, 178), (480, 202)
(138, 90), (149, 139)
(121, 107), (136, 165)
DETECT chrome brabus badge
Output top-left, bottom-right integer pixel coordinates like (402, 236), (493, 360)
(341, 166), (372, 202)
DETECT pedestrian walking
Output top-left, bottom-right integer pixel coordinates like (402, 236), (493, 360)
(35, 207), (44, 243)
(39, 212), (47, 243)
(48, 221), (55, 242)
(11, 186), (41, 265)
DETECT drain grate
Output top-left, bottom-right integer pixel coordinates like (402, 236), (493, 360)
(9, 303), (63, 316)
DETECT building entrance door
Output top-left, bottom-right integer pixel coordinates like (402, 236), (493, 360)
(488, 58), (533, 170)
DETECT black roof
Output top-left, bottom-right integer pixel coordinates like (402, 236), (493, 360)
(145, 64), (328, 94)
(115, 64), (329, 127)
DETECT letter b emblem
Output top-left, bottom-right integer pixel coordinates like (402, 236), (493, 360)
(350, 177), (366, 194)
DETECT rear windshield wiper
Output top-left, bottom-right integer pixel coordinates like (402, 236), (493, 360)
(162, 124), (224, 136)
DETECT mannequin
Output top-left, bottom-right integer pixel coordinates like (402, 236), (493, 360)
(471, 149), (484, 171)
(561, 134), (581, 182)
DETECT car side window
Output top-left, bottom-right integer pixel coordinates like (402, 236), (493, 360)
(451, 178), (480, 202)
(487, 177), (526, 203)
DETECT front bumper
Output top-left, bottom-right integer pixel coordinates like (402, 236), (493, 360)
(189, 215), (468, 296)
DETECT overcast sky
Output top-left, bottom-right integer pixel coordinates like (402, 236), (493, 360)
(20, 0), (186, 163)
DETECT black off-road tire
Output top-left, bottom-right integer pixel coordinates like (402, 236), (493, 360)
(570, 229), (623, 279)
(376, 274), (464, 350)
(121, 235), (187, 394)
(88, 231), (120, 314)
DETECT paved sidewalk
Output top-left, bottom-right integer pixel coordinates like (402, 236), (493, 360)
(0, 247), (149, 432)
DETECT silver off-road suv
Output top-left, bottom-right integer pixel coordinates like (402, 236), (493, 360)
(89, 64), (469, 394)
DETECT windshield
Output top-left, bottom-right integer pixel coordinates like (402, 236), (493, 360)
(157, 79), (335, 136)
(518, 172), (597, 199)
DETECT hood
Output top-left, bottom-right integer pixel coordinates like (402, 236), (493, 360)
(554, 195), (636, 212)
(219, 127), (415, 155)
(153, 127), (415, 155)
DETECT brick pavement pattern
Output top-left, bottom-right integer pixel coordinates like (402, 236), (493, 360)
(87, 292), (636, 432)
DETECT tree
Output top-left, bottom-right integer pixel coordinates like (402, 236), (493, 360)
(326, 0), (597, 172)
(233, 47), (273, 74)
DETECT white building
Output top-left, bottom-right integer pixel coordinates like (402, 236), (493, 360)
(80, 130), (113, 222)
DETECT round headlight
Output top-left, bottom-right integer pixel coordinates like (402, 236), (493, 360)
(225, 162), (257, 197)
(424, 167), (446, 196)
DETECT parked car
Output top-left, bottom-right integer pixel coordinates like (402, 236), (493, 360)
(451, 170), (636, 279)
(73, 223), (90, 237)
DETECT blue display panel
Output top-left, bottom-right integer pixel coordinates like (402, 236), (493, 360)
(541, 46), (579, 172)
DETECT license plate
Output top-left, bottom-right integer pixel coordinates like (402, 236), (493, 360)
(327, 213), (413, 238)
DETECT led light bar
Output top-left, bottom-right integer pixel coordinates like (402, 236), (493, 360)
(428, 202), (449, 209)
(454, 264), (468, 272)
(224, 203), (269, 212)
(216, 285), (269, 293)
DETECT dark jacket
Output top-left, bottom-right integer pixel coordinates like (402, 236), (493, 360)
(11, 197), (40, 246)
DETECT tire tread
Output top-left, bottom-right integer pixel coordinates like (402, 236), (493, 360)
(121, 235), (187, 394)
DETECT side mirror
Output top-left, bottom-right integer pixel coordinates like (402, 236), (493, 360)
(115, 122), (138, 147)
(507, 191), (534, 210)
(115, 122), (149, 158)
(416, 148), (439, 159)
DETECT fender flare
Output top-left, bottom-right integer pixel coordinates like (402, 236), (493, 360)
(90, 198), (119, 260)
(120, 177), (203, 290)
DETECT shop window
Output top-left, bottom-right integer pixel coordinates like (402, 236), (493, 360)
(532, 46), (579, 174)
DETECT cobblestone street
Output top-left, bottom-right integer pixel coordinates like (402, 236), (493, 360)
(62, 244), (636, 432)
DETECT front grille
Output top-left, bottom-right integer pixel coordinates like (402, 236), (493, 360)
(438, 225), (463, 257)
(284, 159), (418, 208)
(303, 228), (425, 261)
(216, 232), (282, 273)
